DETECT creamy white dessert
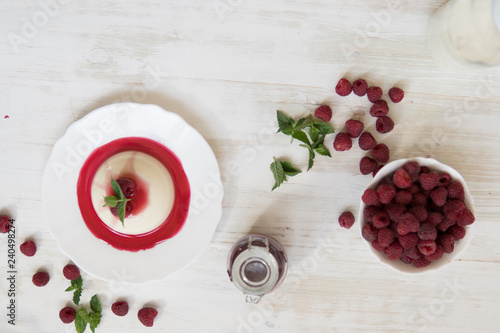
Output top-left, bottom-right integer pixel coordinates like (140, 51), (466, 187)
(90, 151), (175, 235)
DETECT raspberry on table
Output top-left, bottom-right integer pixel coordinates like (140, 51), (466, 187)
(457, 208), (475, 226)
(409, 206), (428, 222)
(418, 239), (437, 256)
(59, 306), (76, 324)
(314, 105), (333, 122)
(138, 307), (158, 327)
(448, 225), (466, 241)
(402, 161), (420, 182)
(426, 211), (444, 226)
(362, 188), (380, 206)
(419, 172), (439, 191)
(378, 228), (395, 248)
(370, 100), (389, 117)
(112, 301), (129, 317)
(384, 240), (403, 260)
(358, 132), (377, 151)
(63, 264), (80, 281)
(395, 190), (412, 206)
(393, 168), (412, 189)
(397, 213), (420, 235)
(367, 86), (383, 103)
(345, 119), (364, 138)
(360, 156), (378, 175)
(412, 257), (431, 268)
(447, 181), (465, 201)
(385, 203), (406, 223)
(335, 78), (352, 96)
(417, 223), (437, 240)
(363, 205), (380, 223)
(377, 184), (396, 204)
(371, 143), (390, 163)
(20, 240), (37, 257)
(338, 211), (355, 229)
(373, 211), (391, 229)
(375, 116), (394, 134)
(425, 245), (444, 261)
(437, 218), (455, 232)
(430, 187), (448, 207)
(333, 132), (352, 151)
(437, 172), (452, 187)
(362, 223), (379, 242)
(437, 233), (455, 253)
(0, 215), (12, 234)
(443, 200), (466, 222)
(352, 79), (368, 96)
(32, 271), (49, 287)
(399, 232), (419, 250)
(388, 87), (404, 103)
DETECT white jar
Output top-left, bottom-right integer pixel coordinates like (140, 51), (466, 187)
(427, 0), (500, 69)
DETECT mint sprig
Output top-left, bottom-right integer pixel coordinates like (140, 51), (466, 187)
(103, 177), (130, 225)
(66, 275), (102, 333)
(65, 275), (83, 305)
(270, 158), (302, 191)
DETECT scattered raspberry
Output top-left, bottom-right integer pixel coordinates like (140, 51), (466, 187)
(409, 206), (428, 222)
(395, 190), (412, 206)
(393, 169), (412, 189)
(419, 172), (439, 191)
(112, 301), (129, 316)
(399, 232), (419, 250)
(367, 86), (383, 103)
(412, 257), (431, 268)
(443, 200), (465, 222)
(430, 187), (448, 207)
(360, 156), (378, 175)
(388, 87), (404, 103)
(0, 215), (12, 234)
(417, 223), (437, 240)
(373, 164), (384, 177)
(333, 132), (352, 151)
(385, 203), (406, 223)
(371, 143), (390, 163)
(63, 264), (80, 281)
(418, 240), (437, 256)
(358, 132), (377, 151)
(375, 116), (394, 134)
(437, 233), (455, 254)
(338, 211), (355, 229)
(405, 246), (422, 260)
(426, 211), (444, 226)
(20, 240), (37, 257)
(378, 228), (395, 248)
(363, 205), (380, 223)
(59, 306), (76, 324)
(373, 211), (391, 229)
(362, 223), (378, 242)
(410, 193), (427, 208)
(402, 161), (420, 182)
(335, 78), (352, 96)
(362, 188), (380, 206)
(370, 100), (389, 117)
(384, 240), (403, 260)
(138, 307), (158, 327)
(437, 172), (452, 187)
(377, 184), (396, 204)
(425, 245), (444, 261)
(397, 213), (420, 235)
(352, 79), (368, 96)
(345, 119), (364, 138)
(457, 208), (475, 227)
(372, 239), (386, 252)
(437, 218), (455, 232)
(32, 271), (49, 287)
(314, 105), (332, 122)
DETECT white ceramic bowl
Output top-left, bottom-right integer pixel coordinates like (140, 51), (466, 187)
(358, 157), (474, 273)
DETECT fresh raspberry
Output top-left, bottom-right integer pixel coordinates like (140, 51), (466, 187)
(358, 132), (377, 151)
(370, 100), (389, 117)
(400, 254), (412, 264)
(388, 87), (404, 103)
(378, 228), (395, 248)
(375, 116), (394, 134)
(0, 215), (12, 234)
(426, 212), (444, 226)
(410, 193), (427, 208)
(384, 240), (403, 260)
(32, 271), (49, 287)
(418, 239), (437, 256)
(362, 188), (380, 206)
(59, 306), (76, 324)
(399, 232), (419, 250)
(314, 105), (332, 122)
(408, 184), (420, 194)
(447, 181), (465, 201)
(367, 86), (383, 103)
(373, 164), (384, 177)
(373, 211), (391, 229)
(377, 184), (396, 204)
(20, 240), (37, 257)
(360, 156), (378, 175)
(352, 79), (368, 96)
(333, 132), (352, 151)
(363, 205), (380, 223)
(437, 172), (452, 187)
(425, 245), (444, 261)
(412, 257), (431, 268)
(110, 202), (133, 218)
(437, 233), (455, 253)
(63, 264), (80, 281)
(417, 223), (437, 240)
(345, 119), (364, 138)
(116, 178), (136, 198)
(112, 301), (129, 316)
(419, 172), (439, 191)
(335, 78), (352, 96)
(393, 169), (412, 189)
(362, 223), (378, 242)
(409, 206), (428, 222)
(379, 175), (394, 186)
(371, 143), (390, 163)
(397, 213), (419, 235)
(395, 190), (412, 206)
(428, 201), (443, 213)
(437, 218), (455, 232)
(338, 211), (355, 229)
(385, 203), (406, 223)
(402, 161), (420, 182)
(448, 225), (466, 241)
(430, 187), (448, 207)
(371, 239), (386, 252)
(138, 307), (158, 327)
(443, 200), (465, 222)
(404, 246), (422, 260)
(457, 208), (475, 227)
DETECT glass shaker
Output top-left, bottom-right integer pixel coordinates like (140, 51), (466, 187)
(427, 0), (500, 69)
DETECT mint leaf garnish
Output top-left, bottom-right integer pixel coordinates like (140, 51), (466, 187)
(66, 276), (83, 305)
(270, 158), (301, 191)
(103, 196), (118, 208)
(103, 177), (131, 225)
(75, 310), (87, 333)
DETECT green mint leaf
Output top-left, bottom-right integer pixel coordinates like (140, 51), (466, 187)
(65, 286), (75, 292)
(313, 122), (335, 135)
(294, 118), (307, 128)
(307, 147), (315, 171)
(291, 130), (311, 146)
(309, 126), (320, 143)
(117, 201), (126, 225)
(73, 288), (82, 306)
(103, 195), (118, 208)
(277, 111), (293, 134)
(90, 295), (102, 314)
(75, 311), (87, 333)
(312, 134), (326, 149)
(110, 177), (125, 200)
(89, 312), (102, 332)
(280, 161), (301, 177)
(270, 158), (287, 191)
(314, 144), (331, 157)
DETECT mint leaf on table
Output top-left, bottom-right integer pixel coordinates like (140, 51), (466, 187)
(312, 121), (335, 135)
(277, 110), (294, 135)
(281, 161), (301, 177)
(291, 130), (311, 146)
(89, 295), (102, 333)
(65, 275), (83, 305)
(270, 158), (301, 191)
(314, 144), (331, 157)
(75, 310), (87, 333)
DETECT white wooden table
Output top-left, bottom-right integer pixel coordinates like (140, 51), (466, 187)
(1, 1), (500, 332)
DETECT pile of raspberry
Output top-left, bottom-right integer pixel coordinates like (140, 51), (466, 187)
(361, 161), (475, 268)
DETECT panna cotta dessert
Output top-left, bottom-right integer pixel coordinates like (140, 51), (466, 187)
(77, 137), (191, 252)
